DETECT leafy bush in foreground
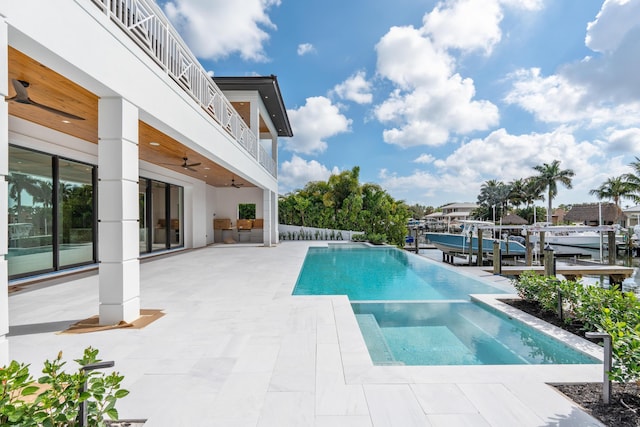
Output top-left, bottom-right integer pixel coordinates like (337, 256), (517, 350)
(0, 347), (128, 426)
(512, 272), (640, 385)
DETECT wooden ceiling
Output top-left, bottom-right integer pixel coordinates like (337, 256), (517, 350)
(6, 47), (253, 188)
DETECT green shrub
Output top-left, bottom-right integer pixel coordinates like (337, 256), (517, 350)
(599, 310), (640, 384)
(512, 272), (640, 385)
(351, 234), (366, 242)
(0, 347), (128, 426)
(511, 271), (558, 312)
(367, 233), (387, 245)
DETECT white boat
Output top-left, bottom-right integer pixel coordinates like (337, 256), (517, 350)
(525, 224), (618, 250)
(425, 220), (527, 255)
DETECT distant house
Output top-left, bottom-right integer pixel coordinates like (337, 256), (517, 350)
(623, 205), (640, 227)
(440, 202), (479, 231)
(551, 208), (567, 225)
(563, 203), (626, 226)
(424, 211), (445, 231)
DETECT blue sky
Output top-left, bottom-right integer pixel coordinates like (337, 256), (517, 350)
(159, 0), (640, 209)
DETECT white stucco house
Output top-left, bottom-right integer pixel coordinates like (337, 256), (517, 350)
(0, 0), (292, 363)
(624, 205), (640, 227)
(423, 203), (479, 232)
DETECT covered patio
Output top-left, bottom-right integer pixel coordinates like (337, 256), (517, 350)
(8, 242), (605, 426)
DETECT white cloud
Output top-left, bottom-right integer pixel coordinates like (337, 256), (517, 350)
(282, 97), (352, 155)
(379, 167), (488, 206)
(505, 0), (640, 127)
(505, 68), (640, 127)
(499, 0), (544, 11)
(433, 128), (601, 180)
(585, 0), (640, 53)
(375, 26), (453, 91)
(373, 2), (503, 149)
(422, 0), (503, 54)
(380, 130), (591, 205)
(332, 71), (373, 104)
(603, 127), (640, 153)
(433, 128), (610, 204)
(383, 128), (621, 207)
(163, 0), (280, 61)
(414, 154), (435, 164)
(378, 169), (442, 202)
(279, 155), (339, 193)
(566, 0), (640, 104)
(297, 43), (315, 56)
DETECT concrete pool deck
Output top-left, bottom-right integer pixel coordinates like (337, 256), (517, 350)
(7, 242), (605, 426)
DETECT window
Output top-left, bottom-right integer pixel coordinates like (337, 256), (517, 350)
(238, 203), (256, 220)
(7, 146), (96, 278)
(139, 178), (184, 253)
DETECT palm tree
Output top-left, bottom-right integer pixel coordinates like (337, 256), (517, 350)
(522, 177), (545, 208)
(7, 173), (39, 222)
(532, 160), (575, 223)
(508, 178), (527, 208)
(622, 157), (640, 203)
(477, 180), (511, 221)
(589, 176), (635, 207)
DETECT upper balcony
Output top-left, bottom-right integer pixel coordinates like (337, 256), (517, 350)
(89, 0), (292, 178)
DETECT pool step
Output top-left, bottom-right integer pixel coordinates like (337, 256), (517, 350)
(457, 312), (529, 364)
(355, 314), (401, 365)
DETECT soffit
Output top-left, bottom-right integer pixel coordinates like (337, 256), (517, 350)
(6, 47), (254, 188)
(213, 76), (293, 137)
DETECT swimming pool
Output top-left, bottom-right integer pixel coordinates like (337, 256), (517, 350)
(293, 245), (506, 300)
(293, 245), (599, 366)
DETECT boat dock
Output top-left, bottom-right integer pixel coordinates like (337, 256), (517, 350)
(482, 265), (634, 284)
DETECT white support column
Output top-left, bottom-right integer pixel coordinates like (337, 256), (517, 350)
(263, 189), (272, 247)
(271, 134), (278, 178)
(0, 14), (9, 364)
(272, 191), (278, 244)
(98, 97), (140, 325)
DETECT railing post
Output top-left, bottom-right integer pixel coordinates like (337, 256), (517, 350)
(556, 282), (563, 322)
(477, 229), (483, 266)
(78, 361), (115, 426)
(492, 240), (501, 274)
(585, 332), (612, 404)
(543, 244), (555, 277)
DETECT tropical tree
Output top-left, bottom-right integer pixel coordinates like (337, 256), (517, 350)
(589, 176), (635, 207)
(277, 167), (411, 246)
(293, 194), (310, 227)
(522, 177), (545, 208)
(324, 166), (361, 222)
(622, 156), (640, 203)
(407, 203), (430, 220)
(532, 160), (575, 223)
(7, 173), (40, 222)
(477, 180), (511, 221)
(507, 178), (527, 209)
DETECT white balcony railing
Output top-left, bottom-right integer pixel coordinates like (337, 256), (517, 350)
(90, 0), (276, 177)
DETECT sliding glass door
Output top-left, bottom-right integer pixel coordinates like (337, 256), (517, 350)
(59, 158), (96, 268)
(139, 178), (184, 254)
(7, 146), (96, 278)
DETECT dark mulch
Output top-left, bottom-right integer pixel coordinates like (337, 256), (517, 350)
(501, 298), (640, 427)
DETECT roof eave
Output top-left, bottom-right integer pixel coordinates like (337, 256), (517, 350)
(213, 75), (293, 137)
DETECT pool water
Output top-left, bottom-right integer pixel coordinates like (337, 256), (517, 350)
(352, 302), (597, 365)
(293, 246), (506, 300)
(293, 245), (599, 366)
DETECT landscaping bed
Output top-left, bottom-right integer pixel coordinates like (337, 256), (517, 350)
(503, 298), (640, 427)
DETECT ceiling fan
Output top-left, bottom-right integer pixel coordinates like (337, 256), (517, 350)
(6, 79), (85, 121)
(230, 177), (244, 188)
(179, 157), (201, 172)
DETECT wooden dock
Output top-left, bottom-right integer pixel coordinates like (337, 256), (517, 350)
(482, 265), (634, 284)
